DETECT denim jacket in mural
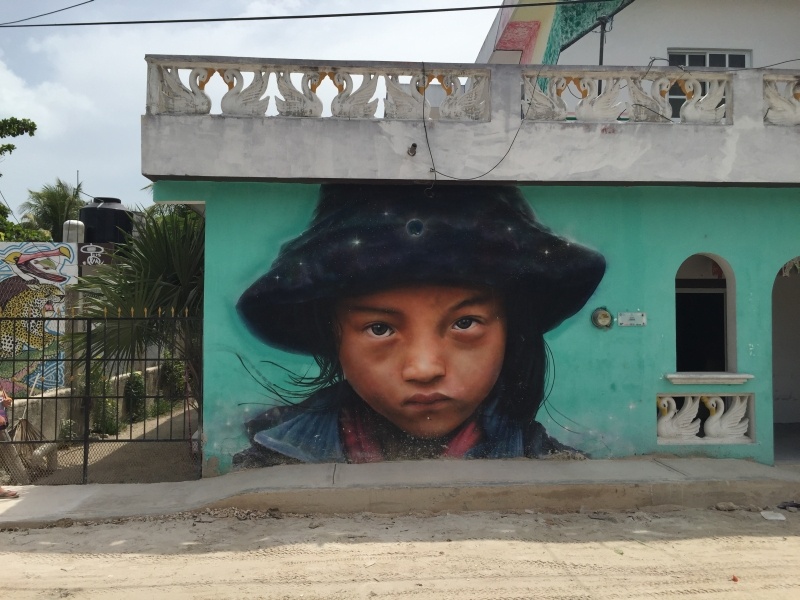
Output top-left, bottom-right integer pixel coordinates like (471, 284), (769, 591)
(232, 382), (575, 469)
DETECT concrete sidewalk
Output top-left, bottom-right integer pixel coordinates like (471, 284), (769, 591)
(1, 458), (800, 527)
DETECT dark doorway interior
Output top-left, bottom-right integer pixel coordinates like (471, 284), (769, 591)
(773, 268), (800, 464)
(676, 287), (726, 372)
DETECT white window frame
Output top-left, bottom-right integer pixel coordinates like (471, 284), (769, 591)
(667, 49), (751, 69)
(666, 49), (752, 120)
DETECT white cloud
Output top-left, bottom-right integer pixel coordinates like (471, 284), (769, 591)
(0, 0), (496, 216)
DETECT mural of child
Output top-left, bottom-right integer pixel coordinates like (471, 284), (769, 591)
(234, 184), (605, 468)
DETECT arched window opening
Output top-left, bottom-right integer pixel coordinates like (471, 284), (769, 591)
(675, 254), (735, 372)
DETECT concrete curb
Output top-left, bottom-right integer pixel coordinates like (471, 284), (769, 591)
(1, 458), (799, 526)
(207, 480), (800, 515)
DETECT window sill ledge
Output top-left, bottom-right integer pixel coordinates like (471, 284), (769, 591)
(665, 372), (754, 385)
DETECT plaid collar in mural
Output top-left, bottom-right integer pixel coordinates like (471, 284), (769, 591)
(240, 382), (571, 466)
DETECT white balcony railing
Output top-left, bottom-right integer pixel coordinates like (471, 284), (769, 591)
(146, 57), (491, 121)
(763, 72), (800, 126)
(145, 56), (800, 126)
(522, 67), (732, 124)
(142, 56), (800, 185)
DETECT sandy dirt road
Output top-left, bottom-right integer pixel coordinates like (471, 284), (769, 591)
(2, 505), (799, 599)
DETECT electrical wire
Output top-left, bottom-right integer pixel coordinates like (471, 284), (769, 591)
(0, 1), (95, 26)
(752, 58), (800, 69)
(421, 48), (800, 184)
(420, 63), (438, 196)
(0, 0), (634, 28)
(647, 56), (800, 73)
(424, 63), (546, 182)
(0, 187), (20, 223)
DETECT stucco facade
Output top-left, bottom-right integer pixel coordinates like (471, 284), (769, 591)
(154, 179), (800, 474)
(142, 3), (800, 476)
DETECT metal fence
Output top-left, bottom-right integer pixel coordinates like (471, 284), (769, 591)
(0, 315), (202, 485)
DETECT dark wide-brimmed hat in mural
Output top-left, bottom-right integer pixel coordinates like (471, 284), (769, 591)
(238, 184), (606, 355)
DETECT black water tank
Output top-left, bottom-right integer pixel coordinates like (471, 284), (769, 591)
(79, 197), (133, 244)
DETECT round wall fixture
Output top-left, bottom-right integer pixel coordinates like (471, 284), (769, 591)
(591, 307), (613, 329)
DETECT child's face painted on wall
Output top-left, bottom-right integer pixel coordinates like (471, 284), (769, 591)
(335, 284), (507, 439)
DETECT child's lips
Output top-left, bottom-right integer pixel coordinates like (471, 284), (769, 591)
(403, 393), (451, 408)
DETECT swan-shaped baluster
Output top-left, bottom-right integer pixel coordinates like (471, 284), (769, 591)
(575, 77), (627, 122)
(440, 74), (489, 120)
(657, 396), (701, 439)
(385, 74), (431, 120)
(764, 79), (800, 126)
(330, 71), (379, 119)
(523, 76), (568, 121)
(220, 69), (271, 116)
(628, 77), (672, 122)
(157, 66), (214, 114)
(438, 74), (462, 115)
(679, 79), (726, 124)
(701, 395), (749, 439)
(276, 71), (323, 117)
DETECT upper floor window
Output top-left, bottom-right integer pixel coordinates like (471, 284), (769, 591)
(668, 50), (749, 69)
(666, 50), (751, 117)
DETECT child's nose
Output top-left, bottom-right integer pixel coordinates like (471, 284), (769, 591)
(401, 340), (446, 383)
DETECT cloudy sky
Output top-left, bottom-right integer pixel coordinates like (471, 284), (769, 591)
(0, 0), (498, 218)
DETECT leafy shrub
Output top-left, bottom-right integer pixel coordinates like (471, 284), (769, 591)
(123, 371), (146, 422)
(160, 351), (186, 402)
(148, 397), (174, 418)
(58, 419), (79, 443)
(85, 368), (121, 436)
(91, 397), (121, 435)
(143, 351), (187, 420)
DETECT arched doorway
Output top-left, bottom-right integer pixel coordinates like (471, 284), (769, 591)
(675, 254), (735, 372)
(772, 258), (800, 462)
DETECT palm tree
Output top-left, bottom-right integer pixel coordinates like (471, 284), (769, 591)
(73, 204), (204, 411)
(20, 178), (86, 242)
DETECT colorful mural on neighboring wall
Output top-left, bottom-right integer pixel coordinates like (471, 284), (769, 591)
(0, 242), (77, 395)
(542, 0), (634, 65)
(231, 184), (606, 468)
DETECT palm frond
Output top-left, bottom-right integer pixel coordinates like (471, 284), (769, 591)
(21, 178), (86, 242)
(72, 204), (204, 404)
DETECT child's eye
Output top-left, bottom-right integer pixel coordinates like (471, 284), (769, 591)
(367, 323), (393, 337)
(453, 317), (478, 330)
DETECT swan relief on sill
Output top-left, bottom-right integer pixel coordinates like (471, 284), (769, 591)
(657, 395), (701, 439)
(656, 393), (752, 444)
(701, 395), (750, 440)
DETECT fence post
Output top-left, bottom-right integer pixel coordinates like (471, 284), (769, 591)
(82, 318), (92, 485)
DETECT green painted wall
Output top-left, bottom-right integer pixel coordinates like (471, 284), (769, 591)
(529, 186), (792, 464)
(156, 181), (799, 474)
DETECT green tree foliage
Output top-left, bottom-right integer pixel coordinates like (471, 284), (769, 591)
(0, 116), (49, 241)
(74, 363), (121, 436)
(123, 371), (147, 422)
(0, 117), (37, 171)
(74, 204), (204, 411)
(20, 178), (86, 242)
(0, 202), (51, 242)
